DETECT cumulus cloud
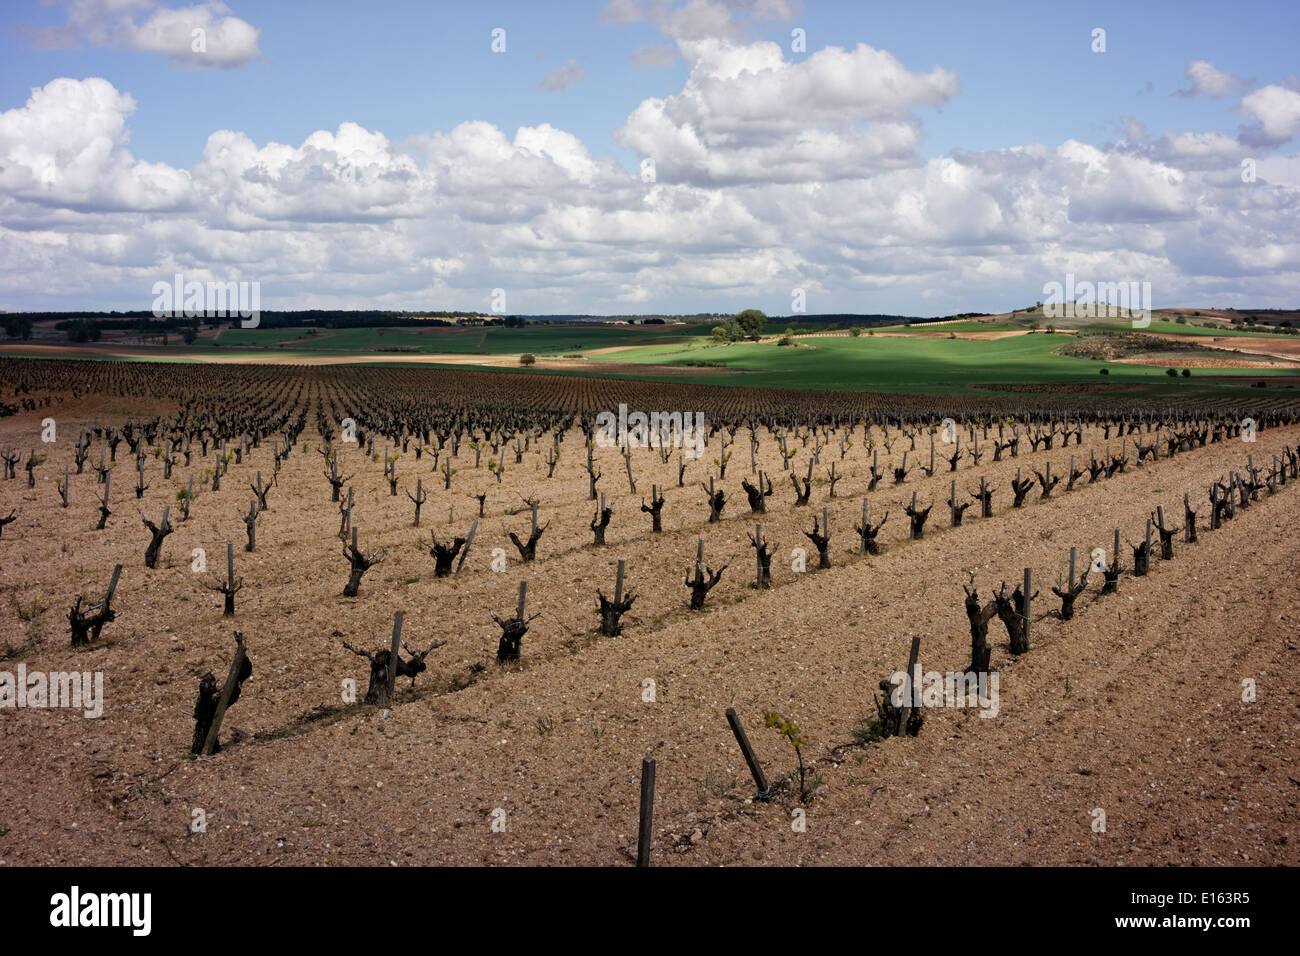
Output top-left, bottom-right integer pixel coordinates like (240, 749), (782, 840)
(1151, 131), (1247, 169)
(193, 122), (430, 225)
(24, 0), (261, 69)
(616, 38), (958, 184)
(0, 77), (191, 211)
(2, 51), (1298, 315)
(539, 60), (586, 92)
(1057, 140), (1192, 223)
(1175, 60), (1250, 98)
(1238, 84), (1300, 146)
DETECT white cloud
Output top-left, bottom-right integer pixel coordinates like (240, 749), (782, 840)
(2, 53), (1298, 315)
(0, 77), (191, 211)
(1058, 140), (1192, 223)
(1176, 60), (1249, 98)
(539, 60), (586, 92)
(24, 0), (261, 69)
(193, 121), (429, 225)
(1239, 84), (1300, 146)
(1138, 130), (1248, 172)
(616, 39), (958, 184)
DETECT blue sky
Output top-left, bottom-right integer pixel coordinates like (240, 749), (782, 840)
(1, 0), (1297, 315)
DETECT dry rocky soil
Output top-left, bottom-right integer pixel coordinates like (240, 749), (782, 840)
(1, 398), (1297, 865)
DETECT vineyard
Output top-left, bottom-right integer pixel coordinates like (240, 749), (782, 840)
(2, 356), (1298, 866)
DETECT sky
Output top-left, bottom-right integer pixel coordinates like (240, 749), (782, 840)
(0, 0), (1297, 316)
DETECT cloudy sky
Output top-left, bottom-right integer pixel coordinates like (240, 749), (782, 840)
(1, 0), (1297, 316)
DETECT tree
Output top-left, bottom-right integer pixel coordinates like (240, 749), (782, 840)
(519, 353), (536, 366)
(3, 316), (33, 340)
(734, 309), (767, 341)
(65, 319), (100, 343)
(711, 326), (731, 343)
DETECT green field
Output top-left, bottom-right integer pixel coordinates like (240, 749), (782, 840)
(213, 328), (322, 347)
(197, 315), (1295, 360)
(6, 315), (1296, 400)
(586, 332), (1295, 394)
(867, 322), (1023, 333)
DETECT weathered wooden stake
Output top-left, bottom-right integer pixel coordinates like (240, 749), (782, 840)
(636, 755), (655, 867)
(386, 611), (404, 700)
(1023, 568), (1033, 648)
(201, 633), (248, 756)
(455, 519), (478, 573)
(897, 635), (922, 736)
(725, 708), (771, 800)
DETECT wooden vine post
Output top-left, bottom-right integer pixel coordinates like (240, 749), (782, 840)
(725, 708), (771, 801)
(636, 755), (655, 867)
(597, 559), (636, 636)
(386, 611), (404, 702)
(198, 632), (251, 755)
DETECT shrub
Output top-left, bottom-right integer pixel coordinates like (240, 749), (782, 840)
(65, 319), (101, 343)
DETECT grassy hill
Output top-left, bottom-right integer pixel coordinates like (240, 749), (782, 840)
(585, 330), (1295, 394)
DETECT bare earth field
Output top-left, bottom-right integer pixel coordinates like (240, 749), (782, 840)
(0, 387), (1297, 866)
(1142, 334), (1300, 364)
(1117, 356), (1295, 369)
(0, 342), (735, 379)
